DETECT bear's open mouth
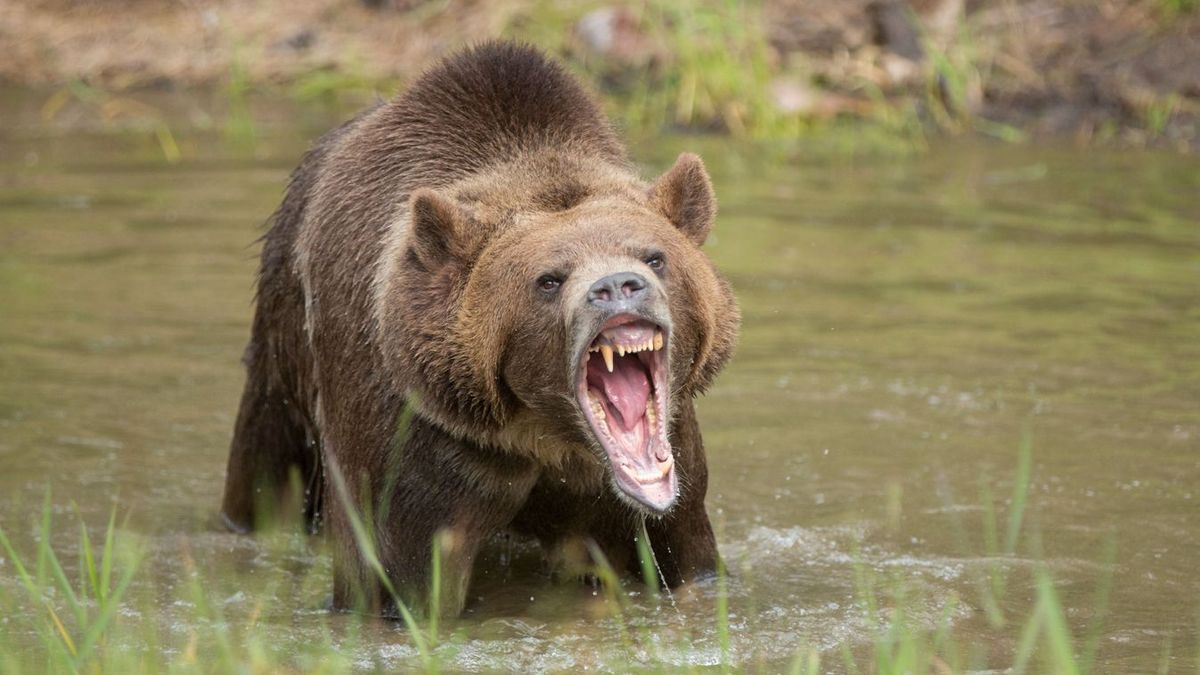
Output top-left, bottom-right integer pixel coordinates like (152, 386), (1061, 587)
(576, 315), (676, 513)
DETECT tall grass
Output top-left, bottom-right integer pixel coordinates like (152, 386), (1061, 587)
(821, 429), (1125, 673)
(39, 82), (182, 163)
(33, 0), (1013, 159)
(0, 437), (1172, 672)
(323, 456), (433, 665)
(0, 493), (141, 672)
(1160, 0), (1200, 20)
(507, 0), (794, 139)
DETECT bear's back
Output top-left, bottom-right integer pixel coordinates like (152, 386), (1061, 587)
(316, 41), (627, 203)
(384, 41), (627, 184)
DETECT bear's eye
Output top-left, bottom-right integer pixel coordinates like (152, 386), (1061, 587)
(536, 274), (563, 294)
(644, 253), (666, 271)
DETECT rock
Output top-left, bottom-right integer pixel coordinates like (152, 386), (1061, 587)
(765, 0), (875, 55)
(769, 78), (821, 115)
(870, 0), (924, 62)
(769, 77), (873, 117)
(360, 0), (432, 10)
(572, 6), (661, 72)
(868, 0), (964, 87)
(278, 29), (316, 52)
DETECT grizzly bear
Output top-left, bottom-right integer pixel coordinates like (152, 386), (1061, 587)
(220, 41), (739, 616)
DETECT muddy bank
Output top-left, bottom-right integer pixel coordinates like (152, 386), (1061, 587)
(1, 0), (1197, 149)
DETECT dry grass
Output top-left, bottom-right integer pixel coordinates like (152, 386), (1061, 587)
(1, 0), (1196, 147)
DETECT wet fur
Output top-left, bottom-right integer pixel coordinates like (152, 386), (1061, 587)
(221, 42), (738, 616)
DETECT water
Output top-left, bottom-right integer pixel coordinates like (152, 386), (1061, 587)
(1, 89), (1198, 671)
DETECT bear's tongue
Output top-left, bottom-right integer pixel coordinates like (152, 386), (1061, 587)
(586, 354), (650, 431)
(580, 322), (676, 513)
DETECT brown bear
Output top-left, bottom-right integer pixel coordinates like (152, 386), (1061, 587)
(220, 41), (739, 617)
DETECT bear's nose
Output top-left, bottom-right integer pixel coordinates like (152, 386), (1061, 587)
(587, 272), (647, 308)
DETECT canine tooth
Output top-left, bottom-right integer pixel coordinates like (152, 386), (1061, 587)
(654, 332), (663, 350)
(600, 345), (614, 372)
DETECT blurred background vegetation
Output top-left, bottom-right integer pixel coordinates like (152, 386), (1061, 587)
(3, 2), (1199, 673)
(2, 0), (1198, 151)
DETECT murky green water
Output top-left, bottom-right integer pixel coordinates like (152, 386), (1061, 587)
(1, 89), (1198, 671)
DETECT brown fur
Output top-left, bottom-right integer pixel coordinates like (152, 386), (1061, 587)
(221, 41), (739, 616)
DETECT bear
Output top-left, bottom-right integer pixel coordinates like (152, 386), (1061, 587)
(220, 41), (739, 617)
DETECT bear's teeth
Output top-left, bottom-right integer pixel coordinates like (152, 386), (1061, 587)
(645, 401), (656, 431)
(654, 332), (663, 351)
(600, 344), (614, 372)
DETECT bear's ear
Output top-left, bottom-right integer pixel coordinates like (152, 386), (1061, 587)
(648, 153), (716, 247)
(408, 188), (469, 269)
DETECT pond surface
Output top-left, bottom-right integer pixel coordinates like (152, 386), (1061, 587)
(1, 89), (1197, 671)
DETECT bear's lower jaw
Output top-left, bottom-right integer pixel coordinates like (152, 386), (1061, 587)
(578, 318), (677, 513)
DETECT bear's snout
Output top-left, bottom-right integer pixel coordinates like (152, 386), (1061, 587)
(586, 271), (647, 309)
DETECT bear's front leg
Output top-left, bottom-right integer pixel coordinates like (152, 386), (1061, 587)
(325, 414), (539, 618)
(644, 402), (720, 586)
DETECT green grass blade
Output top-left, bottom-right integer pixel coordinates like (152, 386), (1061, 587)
(1004, 425), (1034, 555)
(325, 457), (431, 664)
(716, 555), (730, 673)
(75, 542), (141, 666)
(931, 591), (960, 655)
(635, 518), (660, 598)
(430, 529), (442, 646)
(840, 640), (861, 675)
(980, 474), (999, 555)
(76, 511), (96, 605)
(40, 532), (83, 629)
(100, 504), (117, 603)
(583, 540), (634, 656)
(1079, 536), (1117, 673)
(979, 473), (1009, 621)
(1156, 636), (1172, 675)
(182, 554), (238, 672)
(0, 525), (39, 596)
(1011, 598), (1043, 675)
(44, 604), (77, 658)
(36, 490), (52, 586)
(1035, 569), (1081, 675)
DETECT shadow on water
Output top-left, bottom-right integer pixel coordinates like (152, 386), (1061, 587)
(0, 89), (1198, 671)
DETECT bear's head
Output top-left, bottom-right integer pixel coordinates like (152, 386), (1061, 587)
(376, 152), (739, 514)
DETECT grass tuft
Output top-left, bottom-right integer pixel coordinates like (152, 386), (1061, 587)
(0, 437), (1190, 671)
(0, 492), (143, 672)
